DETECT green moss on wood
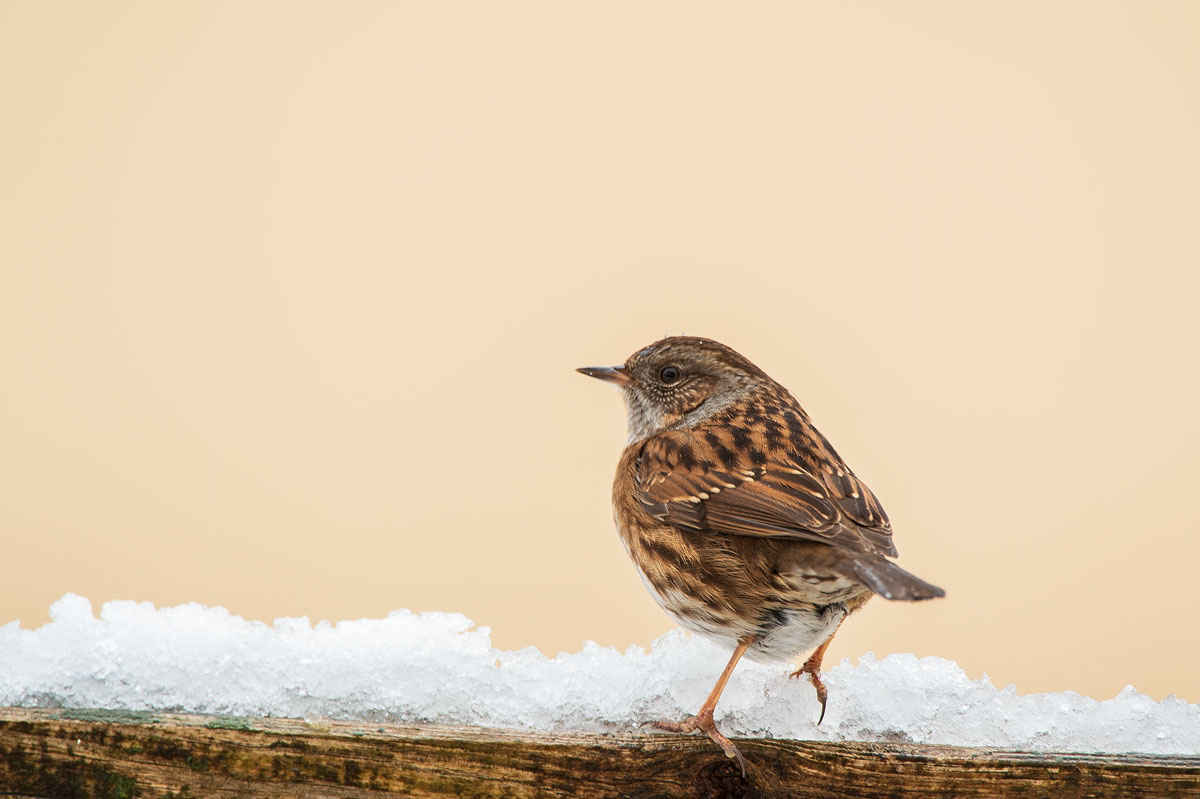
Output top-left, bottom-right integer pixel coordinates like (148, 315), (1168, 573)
(204, 717), (253, 731)
(56, 708), (158, 725)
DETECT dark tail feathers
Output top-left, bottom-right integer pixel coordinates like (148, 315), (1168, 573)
(848, 556), (945, 601)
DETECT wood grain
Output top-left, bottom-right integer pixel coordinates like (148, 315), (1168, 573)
(1, 707), (1197, 798)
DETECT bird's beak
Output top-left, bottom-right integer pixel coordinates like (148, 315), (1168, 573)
(576, 365), (632, 386)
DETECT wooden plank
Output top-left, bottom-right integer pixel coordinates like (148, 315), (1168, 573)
(0, 707), (1197, 798)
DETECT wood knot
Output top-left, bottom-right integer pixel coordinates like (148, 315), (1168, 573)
(691, 758), (753, 799)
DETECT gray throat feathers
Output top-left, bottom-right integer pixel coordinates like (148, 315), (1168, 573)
(622, 391), (664, 445)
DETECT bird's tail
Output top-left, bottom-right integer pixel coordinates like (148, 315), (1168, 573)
(847, 555), (945, 601)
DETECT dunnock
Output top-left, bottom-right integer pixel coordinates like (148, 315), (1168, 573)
(578, 336), (944, 772)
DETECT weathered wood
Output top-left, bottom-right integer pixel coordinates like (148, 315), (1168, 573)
(0, 707), (1197, 798)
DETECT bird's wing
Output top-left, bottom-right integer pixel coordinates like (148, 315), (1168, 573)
(635, 429), (898, 558)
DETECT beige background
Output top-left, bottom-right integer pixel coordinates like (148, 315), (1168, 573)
(2, 2), (1197, 703)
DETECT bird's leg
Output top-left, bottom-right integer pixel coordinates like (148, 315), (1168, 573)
(653, 636), (753, 775)
(789, 624), (842, 725)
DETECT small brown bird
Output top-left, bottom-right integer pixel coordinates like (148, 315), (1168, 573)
(578, 336), (944, 772)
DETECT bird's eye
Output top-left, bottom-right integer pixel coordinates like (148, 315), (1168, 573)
(659, 365), (681, 384)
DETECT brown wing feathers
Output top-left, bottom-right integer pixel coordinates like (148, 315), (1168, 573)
(635, 406), (899, 559)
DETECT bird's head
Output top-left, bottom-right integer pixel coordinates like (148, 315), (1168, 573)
(577, 336), (773, 442)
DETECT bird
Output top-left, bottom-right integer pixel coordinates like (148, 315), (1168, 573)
(577, 336), (944, 773)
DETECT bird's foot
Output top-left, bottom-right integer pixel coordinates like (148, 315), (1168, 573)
(652, 709), (746, 776)
(789, 662), (829, 725)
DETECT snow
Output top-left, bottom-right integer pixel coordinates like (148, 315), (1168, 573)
(1, 594), (1196, 755)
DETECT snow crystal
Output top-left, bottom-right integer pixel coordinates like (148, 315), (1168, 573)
(1, 594), (1196, 755)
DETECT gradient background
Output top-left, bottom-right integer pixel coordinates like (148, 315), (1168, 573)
(2, 2), (1197, 703)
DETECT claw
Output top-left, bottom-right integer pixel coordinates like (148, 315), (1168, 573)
(813, 674), (829, 726)
(790, 634), (836, 725)
(651, 711), (746, 776)
(650, 717), (697, 733)
(790, 661), (829, 725)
